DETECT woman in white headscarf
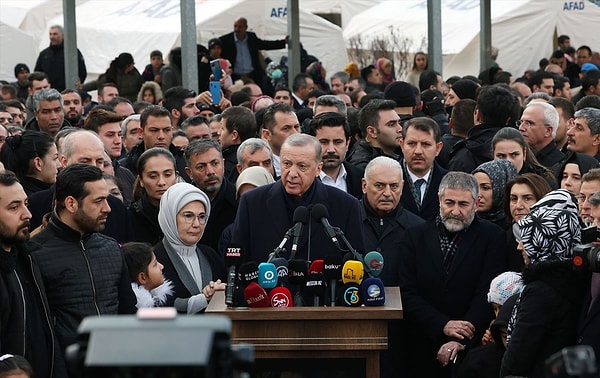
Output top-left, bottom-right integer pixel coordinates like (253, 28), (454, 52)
(154, 182), (226, 314)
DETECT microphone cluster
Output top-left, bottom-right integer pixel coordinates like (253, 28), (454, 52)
(226, 203), (386, 308)
(227, 247), (387, 308)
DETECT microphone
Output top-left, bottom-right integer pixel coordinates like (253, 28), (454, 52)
(267, 206), (309, 262)
(339, 282), (362, 307)
(364, 251), (384, 278)
(224, 244), (243, 307)
(271, 257), (289, 287)
(238, 261), (259, 288)
(305, 273), (326, 306)
(360, 277), (386, 306)
(342, 260), (364, 285)
(323, 255), (343, 306)
(269, 286), (294, 307)
(288, 259), (308, 307)
(244, 282), (270, 307)
(290, 206), (309, 260)
(258, 262), (277, 290)
(309, 259), (324, 274)
(311, 203), (342, 249)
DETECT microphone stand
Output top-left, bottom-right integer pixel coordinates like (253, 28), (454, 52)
(333, 227), (371, 276)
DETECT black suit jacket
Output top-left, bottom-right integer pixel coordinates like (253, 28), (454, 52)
(400, 161), (448, 221)
(231, 179), (365, 263)
(577, 279), (600, 372)
(219, 31), (286, 82)
(398, 217), (507, 377)
(200, 179), (238, 252)
(343, 161), (364, 200)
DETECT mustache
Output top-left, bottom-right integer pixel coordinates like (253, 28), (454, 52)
(19, 221), (31, 230)
(442, 214), (466, 222)
(379, 196), (394, 203)
(322, 154), (340, 160)
(204, 174), (219, 182)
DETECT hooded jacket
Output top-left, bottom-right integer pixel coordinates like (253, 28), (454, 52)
(448, 124), (505, 173)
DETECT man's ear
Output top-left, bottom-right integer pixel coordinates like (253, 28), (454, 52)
(366, 125), (377, 139)
(262, 128), (271, 141)
(63, 196), (79, 214)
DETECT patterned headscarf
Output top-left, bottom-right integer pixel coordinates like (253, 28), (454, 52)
(473, 159), (519, 212)
(517, 189), (581, 264)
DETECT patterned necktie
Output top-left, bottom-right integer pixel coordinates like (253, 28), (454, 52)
(414, 178), (426, 205)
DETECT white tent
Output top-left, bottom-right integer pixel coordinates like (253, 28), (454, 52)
(343, 0), (600, 79)
(0, 21), (38, 81)
(299, 0), (386, 27)
(37, 0), (347, 78)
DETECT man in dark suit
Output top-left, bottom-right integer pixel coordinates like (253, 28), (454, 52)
(219, 17), (287, 88)
(397, 172), (507, 378)
(184, 139), (238, 252)
(400, 117), (448, 221)
(309, 112), (363, 199)
(231, 134), (365, 262)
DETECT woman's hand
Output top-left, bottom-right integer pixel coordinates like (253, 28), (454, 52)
(202, 279), (226, 302)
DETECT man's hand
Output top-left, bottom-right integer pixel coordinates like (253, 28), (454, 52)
(437, 341), (466, 367)
(443, 320), (475, 340)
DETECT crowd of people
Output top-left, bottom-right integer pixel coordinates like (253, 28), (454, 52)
(1, 18), (600, 378)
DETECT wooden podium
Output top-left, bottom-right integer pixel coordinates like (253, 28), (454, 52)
(206, 287), (403, 378)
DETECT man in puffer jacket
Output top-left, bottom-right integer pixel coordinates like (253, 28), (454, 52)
(32, 164), (136, 356)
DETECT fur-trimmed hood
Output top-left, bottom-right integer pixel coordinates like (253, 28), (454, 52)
(131, 280), (174, 308)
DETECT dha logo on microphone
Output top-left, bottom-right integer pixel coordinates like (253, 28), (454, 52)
(271, 292), (292, 307)
(226, 247), (241, 258)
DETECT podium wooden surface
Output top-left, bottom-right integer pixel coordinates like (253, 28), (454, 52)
(206, 287), (403, 378)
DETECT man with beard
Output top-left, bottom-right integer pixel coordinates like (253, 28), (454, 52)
(0, 172), (62, 377)
(61, 89), (84, 127)
(163, 86), (200, 128)
(397, 172), (507, 378)
(309, 112), (362, 199)
(184, 139), (237, 251)
(31, 164), (136, 358)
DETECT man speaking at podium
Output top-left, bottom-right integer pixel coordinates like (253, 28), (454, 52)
(231, 134), (364, 262)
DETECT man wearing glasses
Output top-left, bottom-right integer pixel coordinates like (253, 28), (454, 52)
(518, 101), (564, 168)
(576, 168), (600, 225)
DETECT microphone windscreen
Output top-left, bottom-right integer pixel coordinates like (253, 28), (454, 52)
(244, 282), (270, 307)
(224, 244), (243, 267)
(269, 286), (294, 307)
(309, 259), (324, 274)
(288, 259), (308, 285)
(271, 257), (289, 286)
(311, 203), (329, 221)
(293, 206), (310, 224)
(238, 261), (259, 288)
(258, 262), (277, 289)
(342, 252), (355, 262)
(364, 251), (384, 277)
(360, 277), (386, 306)
(342, 260), (364, 284)
(304, 273), (326, 296)
(338, 282), (361, 307)
(323, 255), (343, 281)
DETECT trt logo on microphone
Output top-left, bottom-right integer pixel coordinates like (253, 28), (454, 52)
(226, 247), (242, 258)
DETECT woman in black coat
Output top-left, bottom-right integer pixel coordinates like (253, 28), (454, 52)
(154, 182), (226, 314)
(500, 189), (589, 377)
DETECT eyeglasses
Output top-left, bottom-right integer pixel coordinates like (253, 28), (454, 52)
(515, 119), (551, 128)
(344, 86), (355, 92)
(180, 211), (207, 225)
(576, 194), (593, 204)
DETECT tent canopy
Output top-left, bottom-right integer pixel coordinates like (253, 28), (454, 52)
(37, 0), (347, 78)
(344, 0), (600, 78)
(0, 21), (38, 80)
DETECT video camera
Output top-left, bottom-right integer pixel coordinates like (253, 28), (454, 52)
(545, 345), (597, 377)
(573, 226), (600, 272)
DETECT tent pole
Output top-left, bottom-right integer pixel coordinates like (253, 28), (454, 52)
(63, 0), (78, 90)
(287, 0), (300, 86)
(181, 0), (198, 93)
(427, 0), (442, 77)
(480, 0), (492, 72)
